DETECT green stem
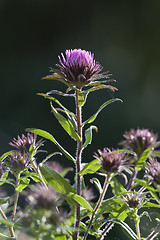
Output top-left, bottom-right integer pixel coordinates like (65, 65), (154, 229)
(0, 207), (15, 238)
(12, 172), (21, 222)
(146, 223), (160, 240)
(82, 173), (113, 240)
(73, 90), (83, 240)
(98, 222), (114, 240)
(12, 190), (19, 222)
(0, 232), (11, 238)
(127, 169), (137, 191)
(135, 211), (141, 240)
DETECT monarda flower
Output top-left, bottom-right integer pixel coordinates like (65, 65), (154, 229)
(9, 133), (44, 157)
(147, 158), (160, 185)
(120, 128), (159, 158)
(43, 48), (117, 90)
(94, 148), (127, 174)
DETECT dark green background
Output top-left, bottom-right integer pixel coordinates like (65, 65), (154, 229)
(0, 1), (160, 238)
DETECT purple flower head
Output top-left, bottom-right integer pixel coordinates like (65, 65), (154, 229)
(45, 48), (114, 89)
(9, 133), (44, 156)
(94, 148), (127, 174)
(28, 184), (58, 210)
(6, 151), (30, 174)
(125, 192), (146, 208)
(120, 128), (159, 158)
(147, 158), (160, 185)
(81, 187), (96, 203)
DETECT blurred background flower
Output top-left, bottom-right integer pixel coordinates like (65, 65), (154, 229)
(1, 0), (160, 163)
(1, 1), (160, 239)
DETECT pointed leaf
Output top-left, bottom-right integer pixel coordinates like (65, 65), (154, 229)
(0, 150), (15, 162)
(0, 197), (10, 205)
(90, 177), (103, 194)
(79, 159), (101, 176)
(39, 164), (76, 194)
(26, 128), (75, 162)
(50, 101), (81, 141)
(55, 235), (67, 240)
(68, 193), (93, 212)
(38, 93), (76, 120)
(16, 178), (30, 192)
(41, 152), (62, 164)
(82, 98), (122, 126)
(134, 179), (160, 204)
(84, 84), (118, 93)
(135, 148), (153, 171)
(82, 125), (98, 149)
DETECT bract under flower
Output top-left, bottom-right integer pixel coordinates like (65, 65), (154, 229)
(120, 128), (159, 158)
(147, 158), (160, 185)
(94, 148), (127, 174)
(44, 48), (113, 90)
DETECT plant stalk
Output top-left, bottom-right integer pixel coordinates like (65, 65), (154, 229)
(134, 209), (141, 240)
(73, 90), (83, 240)
(127, 169), (137, 191)
(0, 207), (15, 238)
(98, 222), (114, 240)
(146, 223), (160, 240)
(12, 172), (21, 222)
(82, 173), (113, 240)
(32, 159), (48, 189)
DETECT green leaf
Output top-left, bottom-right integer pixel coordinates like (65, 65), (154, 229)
(110, 177), (127, 196)
(90, 178), (103, 194)
(97, 196), (129, 221)
(110, 219), (138, 240)
(26, 128), (75, 162)
(0, 179), (15, 186)
(68, 193), (93, 212)
(0, 151), (15, 162)
(143, 202), (160, 208)
(0, 197), (10, 205)
(82, 98), (122, 126)
(84, 84), (118, 93)
(110, 205), (129, 221)
(41, 152), (62, 164)
(39, 164), (76, 194)
(16, 178), (30, 192)
(134, 179), (160, 204)
(0, 219), (14, 227)
(38, 93), (76, 121)
(55, 235), (67, 240)
(50, 101), (81, 141)
(23, 172), (41, 183)
(135, 148), (152, 171)
(82, 125), (98, 149)
(79, 160), (101, 176)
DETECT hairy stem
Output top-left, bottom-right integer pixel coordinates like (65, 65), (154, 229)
(146, 223), (160, 240)
(98, 222), (114, 240)
(82, 173), (113, 240)
(73, 90), (83, 240)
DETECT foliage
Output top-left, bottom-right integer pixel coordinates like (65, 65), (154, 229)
(0, 48), (160, 240)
